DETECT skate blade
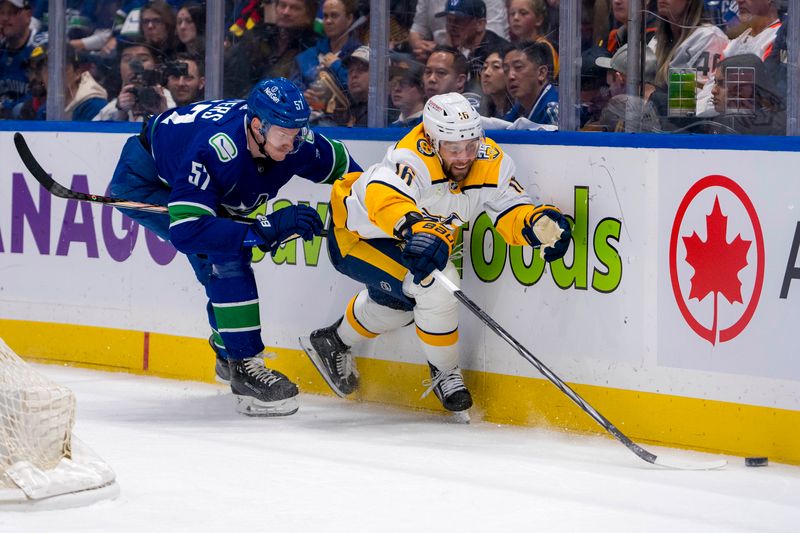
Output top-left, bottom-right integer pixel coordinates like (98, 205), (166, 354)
(215, 375), (231, 385)
(298, 336), (348, 398)
(235, 395), (299, 417)
(449, 410), (471, 424)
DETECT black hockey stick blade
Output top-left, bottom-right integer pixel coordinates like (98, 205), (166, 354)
(430, 270), (727, 470)
(14, 132), (256, 220)
(14, 132), (172, 215)
(13, 132), (329, 243)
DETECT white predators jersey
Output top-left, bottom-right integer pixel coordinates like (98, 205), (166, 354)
(651, 24), (729, 85)
(723, 20), (781, 60)
(330, 124), (536, 250)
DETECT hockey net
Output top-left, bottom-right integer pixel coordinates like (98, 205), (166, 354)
(0, 338), (118, 510)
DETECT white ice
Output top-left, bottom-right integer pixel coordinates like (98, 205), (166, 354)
(2, 364), (799, 533)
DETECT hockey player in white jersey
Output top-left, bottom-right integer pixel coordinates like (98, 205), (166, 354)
(299, 92), (571, 412)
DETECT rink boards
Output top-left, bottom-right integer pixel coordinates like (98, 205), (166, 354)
(1, 125), (799, 464)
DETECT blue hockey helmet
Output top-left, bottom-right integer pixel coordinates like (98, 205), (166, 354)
(247, 77), (310, 129)
(246, 78), (310, 156)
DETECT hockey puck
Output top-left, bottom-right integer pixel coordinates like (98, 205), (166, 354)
(745, 457), (768, 467)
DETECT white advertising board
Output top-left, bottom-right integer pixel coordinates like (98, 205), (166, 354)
(1, 130), (798, 412)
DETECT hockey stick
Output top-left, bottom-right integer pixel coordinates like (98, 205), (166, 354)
(12, 132), (256, 222)
(13, 132), (330, 247)
(431, 270), (727, 470)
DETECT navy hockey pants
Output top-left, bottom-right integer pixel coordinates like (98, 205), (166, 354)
(109, 135), (263, 360)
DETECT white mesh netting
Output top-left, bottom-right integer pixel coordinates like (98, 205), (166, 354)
(0, 338), (118, 509)
(0, 338), (75, 489)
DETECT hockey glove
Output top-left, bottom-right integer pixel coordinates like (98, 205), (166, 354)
(521, 205), (572, 262)
(397, 214), (455, 284)
(244, 204), (324, 253)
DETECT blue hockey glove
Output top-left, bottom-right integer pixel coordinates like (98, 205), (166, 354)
(397, 215), (454, 284)
(244, 204), (323, 253)
(521, 205), (572, 262)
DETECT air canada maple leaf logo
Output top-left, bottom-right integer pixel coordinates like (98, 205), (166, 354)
(683, 197), (751, 342)
(669, 175), (765, 345)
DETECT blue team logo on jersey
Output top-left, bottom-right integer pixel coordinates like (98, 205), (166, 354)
(209, 133), (238, 162)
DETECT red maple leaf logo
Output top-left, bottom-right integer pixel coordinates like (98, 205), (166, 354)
(682, 196), (751, 345)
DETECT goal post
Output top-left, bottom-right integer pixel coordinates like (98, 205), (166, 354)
(0, 338), (118, 510)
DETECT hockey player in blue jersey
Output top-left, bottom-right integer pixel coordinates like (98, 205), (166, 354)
(109, 77), (361, 417)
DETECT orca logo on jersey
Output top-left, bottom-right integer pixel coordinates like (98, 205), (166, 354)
(416, 138), (435, 157)
(209, 133), (238, 162)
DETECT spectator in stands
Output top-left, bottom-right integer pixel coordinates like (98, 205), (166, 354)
(579, 46), (611, 127)
(435, 0), (508, 91)
(312, 44), (368, 126)
(389, 60), (425, 127)
(17, 42), (108, 121)
(0, 0), (40, 119)
(165, 52), (204, 106)
(544, 0), (559, 44)
(725, 0), (780, 60)
(764, 11), (786, 97)
(478, 42), (513, 118)
(175, 2), (205, 56)
(386, 0), (417, 53)
(709, 53), (785, 135)
(594, 94), (663, 132)
(606, 0), (657, 54)
(595, 43), (667, 117)
(224, 0), (319, 99)
(507, 0), (558, 77)
(653, 0), (728, 89)
(423, 45), (480, 108)
(94, 36), (176, 121)
(408, 0), (509, 63)
(341, 44), (369, 126)
(293, 0), (361, 93)
(141, 1), (179, 60)
(59, 42), (109, 121)
(583, 0), (611, 50)
(502, 40), (558, 126)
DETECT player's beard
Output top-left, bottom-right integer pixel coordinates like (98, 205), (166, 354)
(442, 158), (474, 182)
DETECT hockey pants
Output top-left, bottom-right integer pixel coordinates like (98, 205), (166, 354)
(109, 135), (264, 359)
(327, 228), (460, 371)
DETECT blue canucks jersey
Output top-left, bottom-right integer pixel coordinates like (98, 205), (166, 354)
(0, 33), (44, 116)
(143, 98), (360, 255)
(503, 83), (559, 127)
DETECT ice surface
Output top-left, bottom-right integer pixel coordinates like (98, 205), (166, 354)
(1, 365), (798, 533)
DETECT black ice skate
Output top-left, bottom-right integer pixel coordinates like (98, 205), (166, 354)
(299, 318), (359, 397)
(209, 335), (230, 384)
(422, 363), (473, 412)
(228, 356), (299, 416)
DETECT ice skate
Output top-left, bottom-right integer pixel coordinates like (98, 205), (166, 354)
(209, 335), (230, 384)
(422, 363), (473, 413)
(299, 318), (359, 397)
(228, 356), (299, 417)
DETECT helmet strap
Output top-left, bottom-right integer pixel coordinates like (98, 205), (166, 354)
(425, 132), (445, 166)
(248, 118), (271, 159)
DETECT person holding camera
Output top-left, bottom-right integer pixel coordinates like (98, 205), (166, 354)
(165, 53), (205, 107)
(94, 36), (176, 122)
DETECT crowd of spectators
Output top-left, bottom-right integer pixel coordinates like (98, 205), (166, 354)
(0, 0), (791, 135)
